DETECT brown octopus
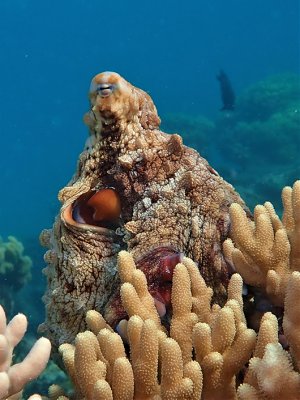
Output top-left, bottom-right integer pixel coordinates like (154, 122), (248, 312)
(39, 72), (249, 352)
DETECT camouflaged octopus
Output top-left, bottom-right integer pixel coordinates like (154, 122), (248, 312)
(39, 72), (248, 352)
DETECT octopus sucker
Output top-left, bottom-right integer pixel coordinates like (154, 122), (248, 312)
(40, 71), (249, 352)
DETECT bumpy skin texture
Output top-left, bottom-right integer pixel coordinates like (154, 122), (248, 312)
(40, 72), (248, 352)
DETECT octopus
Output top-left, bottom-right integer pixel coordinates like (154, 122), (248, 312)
(39, 71), (249, 353)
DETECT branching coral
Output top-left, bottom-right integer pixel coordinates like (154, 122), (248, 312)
(51, 254), (251, 399)
(57, 255), (204, 399)
(238, 296), (300, 400)
(193, 274), (256, 400)
(283, 271), (300, 370)
(223, 180), (300, 399)
(4, 196), (300, 399)
(223, 180), (300, 306)
(0, 305), (51, 400)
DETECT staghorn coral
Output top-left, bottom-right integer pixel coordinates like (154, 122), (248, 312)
(0, 236), (32, 317)
(0, 305), (51, 400)
(40, 71), (249, 353)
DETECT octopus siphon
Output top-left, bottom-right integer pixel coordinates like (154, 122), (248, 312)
(39, 72), (249, 352)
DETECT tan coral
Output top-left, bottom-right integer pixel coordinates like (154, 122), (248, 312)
(282, 181), (300, 270)
(127, 316), (161, 398)
(59, 328), (134, 400)
(237, 271), (300, 400)
(160, 338), (202, 400)
(223, 180), (300, 306)
(192, 275), (256, 400)
(181, 257), (213, 324)
(170, 263), (198, 364)
(238, 342), (300, 400)
(283, 271), (300, 370)
(56, 253), (267, 400)
(117, 251), (162, 329)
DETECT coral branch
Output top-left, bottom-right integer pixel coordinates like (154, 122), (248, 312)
(224, 180), (300, 306)
(283, 271), (300, 370)
(118, 251), (162, 328)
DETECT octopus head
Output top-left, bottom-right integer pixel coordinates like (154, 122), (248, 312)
(87, 71), (160, 130)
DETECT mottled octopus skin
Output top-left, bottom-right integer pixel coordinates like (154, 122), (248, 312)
(40, 71), (248, 351)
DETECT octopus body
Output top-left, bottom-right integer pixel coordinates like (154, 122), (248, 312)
(40, 72), (248, 351)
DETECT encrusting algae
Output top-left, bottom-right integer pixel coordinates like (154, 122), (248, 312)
(0, 72), (299, 399)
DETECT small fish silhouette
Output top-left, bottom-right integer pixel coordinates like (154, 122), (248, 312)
(217, 69), (235, 111)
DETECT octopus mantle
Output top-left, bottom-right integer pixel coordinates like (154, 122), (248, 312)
(39, 72), (248, 351)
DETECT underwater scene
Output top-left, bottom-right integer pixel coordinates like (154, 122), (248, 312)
(0, 0), (299, 398)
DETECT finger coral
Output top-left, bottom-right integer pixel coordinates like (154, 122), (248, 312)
(0, 305), (51, 400)
(283, 271), (300, 370)
(223, 180), (300, 306)
(56, 254), (206, 400)
(49, 254), (250, 399)
(238, 287), (300, 400)
(42, 248), (299, 399)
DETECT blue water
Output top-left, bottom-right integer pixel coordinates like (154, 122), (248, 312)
(0, 0), (299, 392)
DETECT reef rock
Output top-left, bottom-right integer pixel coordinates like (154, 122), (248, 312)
(40, 72), (248, 351)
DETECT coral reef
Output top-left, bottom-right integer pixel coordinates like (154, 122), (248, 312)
(161, 113), (214, 158)
(223, 180), (300, 306)
(39, 72), (249, 354)
(161, 74), (300, 211)
(0, 236), (32, 317)
(215, 73), (300, 210)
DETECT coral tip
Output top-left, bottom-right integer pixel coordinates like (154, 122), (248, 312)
(87, 188), (121, 221)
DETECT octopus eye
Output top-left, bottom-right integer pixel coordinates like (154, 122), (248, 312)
(71, 188), (121, 229)
(96, 83), (115, 98)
